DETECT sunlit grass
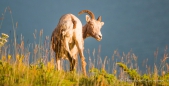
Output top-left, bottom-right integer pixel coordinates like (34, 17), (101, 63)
(0, 7), (169, 86)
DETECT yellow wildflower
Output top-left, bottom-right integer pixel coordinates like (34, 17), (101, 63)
(2, 39), (7, 43)
(0, 42), (3, 46)
(0, 37), (2, 41)
(8, 55), (11, 60)
(1, 33), (9, 39)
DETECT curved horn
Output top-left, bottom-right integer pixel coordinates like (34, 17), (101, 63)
(78, 10), (95, 19)
(97, 16), (101, 21)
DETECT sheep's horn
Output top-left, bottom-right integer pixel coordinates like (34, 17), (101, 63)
(97, 16), (101, 21)
(78, 10), (95, 19)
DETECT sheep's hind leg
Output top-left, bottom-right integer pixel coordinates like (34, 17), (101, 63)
(63, 37), (76, 71)
(55, 53), (61, 70)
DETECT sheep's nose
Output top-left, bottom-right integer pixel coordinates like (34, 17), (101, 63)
(98, 34), (102, 39)
(97, 32), (102, 39)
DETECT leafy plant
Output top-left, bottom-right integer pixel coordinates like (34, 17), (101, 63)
(117, 62), (169, 86)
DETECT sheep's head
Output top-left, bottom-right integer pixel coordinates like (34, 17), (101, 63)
(79, 10), (104, 41)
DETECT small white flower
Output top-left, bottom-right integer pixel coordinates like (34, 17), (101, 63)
(1, 33), (9, 39)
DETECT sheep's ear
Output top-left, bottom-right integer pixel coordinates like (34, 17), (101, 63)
(101, 22), (104, 26)
(97, 16), (101, 21)
(86, 15), (91, 22)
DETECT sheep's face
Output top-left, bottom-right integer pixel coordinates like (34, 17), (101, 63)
(86, 15), (104, 41)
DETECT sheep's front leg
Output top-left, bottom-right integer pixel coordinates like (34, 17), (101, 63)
(69, 45), (78, 71)
(75, 39), (86, 76)
(68, 54), (76, 71)
(73, 54), (78, 70)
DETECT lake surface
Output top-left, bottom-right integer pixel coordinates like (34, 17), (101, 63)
(0, 0), (169, 72)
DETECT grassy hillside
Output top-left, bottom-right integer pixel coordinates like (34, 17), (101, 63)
(0, 7), (169, 86)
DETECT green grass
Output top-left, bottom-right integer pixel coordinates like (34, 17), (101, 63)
(0, 7), (169, 86)
(0, 56), (123, 86)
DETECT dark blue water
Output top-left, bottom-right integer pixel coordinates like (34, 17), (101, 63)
(0, 0), (169, 73)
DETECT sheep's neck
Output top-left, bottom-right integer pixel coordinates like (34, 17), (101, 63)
(82, 24), (89, 39)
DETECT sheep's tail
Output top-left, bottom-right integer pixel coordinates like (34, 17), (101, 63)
(71, 16), (77, 29)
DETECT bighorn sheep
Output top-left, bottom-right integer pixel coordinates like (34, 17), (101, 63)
(51, 10), (104, 76)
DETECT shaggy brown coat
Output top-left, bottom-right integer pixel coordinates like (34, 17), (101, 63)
(51, 10), (104, 76)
